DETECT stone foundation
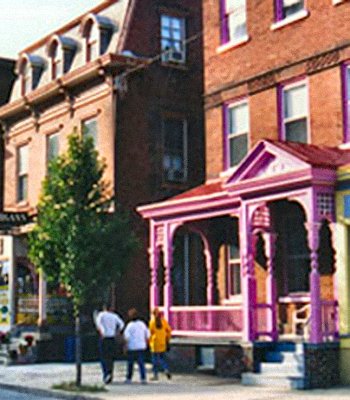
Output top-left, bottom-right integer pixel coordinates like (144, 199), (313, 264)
(303, 342), (340, 389)
(167, 340), (253, 377)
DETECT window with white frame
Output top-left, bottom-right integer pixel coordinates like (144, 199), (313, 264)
(344, 65), (350, 142)
(162, 117), (187, 183)
(17, 145), (28, 202)
(282, 82), (308, 143)
(275, 0), (304, 21)
(50, 42), (62, 80)
(227, 100), (249, 167)
(222, 0), (247, 44)
(85, 22), (99, 62)
(161, 15), (186, 63)
(226, 226), (241, 298)
(47, 133), (59, 165)
(82, 117), (98, 146)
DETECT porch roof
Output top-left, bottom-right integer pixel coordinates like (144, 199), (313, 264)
(137, 140), (350, 219)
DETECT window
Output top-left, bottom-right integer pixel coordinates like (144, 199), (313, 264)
(275, 0), (304, 21)
(100, 28), (113, 55)
(281, 81), (308, 143)
(222, 0), (247, 44)
(17, 145), (28, 202)
(50, 42), (62, 80)
(343, 65), (350, 142)
(226, 100), (249, 168)
(162, 117), (187, 183)
(21, 61), (31, 96)
(63, 48), (75, 73)
(82, 117), (98, 146)
(161, 15), (186, 63)
(85, 22), (99, 62)
(226, 222), (241, 297)
(47, 133), (59, 165)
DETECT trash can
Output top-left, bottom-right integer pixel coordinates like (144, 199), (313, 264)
(64, 336), (75, 362)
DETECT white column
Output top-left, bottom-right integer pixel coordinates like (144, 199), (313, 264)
(38, 270), (47, 326)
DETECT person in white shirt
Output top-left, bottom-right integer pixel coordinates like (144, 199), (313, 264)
(95, 303), (125, 384)
(123, 308), (150, 384)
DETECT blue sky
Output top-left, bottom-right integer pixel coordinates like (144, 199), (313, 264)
(0, 0), (100, 59)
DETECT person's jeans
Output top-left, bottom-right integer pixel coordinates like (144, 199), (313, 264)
(126, 350), (146, 381)
(151, 352), (169, 376)
(99, 337), (116, 379)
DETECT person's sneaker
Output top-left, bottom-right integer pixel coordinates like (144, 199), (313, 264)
(103, 374), (112, 384)
(150, 375), (158, 381)
(165, 371), (172, 380)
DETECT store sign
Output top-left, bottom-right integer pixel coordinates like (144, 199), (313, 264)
(0, 213), (31, 230)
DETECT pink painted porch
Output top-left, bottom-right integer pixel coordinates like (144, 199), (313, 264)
(138, 140), (350, 344)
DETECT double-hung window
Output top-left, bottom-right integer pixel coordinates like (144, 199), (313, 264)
(47, 133), (59, 166)
(82, 117), (98, 147)
(275, 0), (304, 21)
(226, 220), (241, 298)
(161, 15), (186, 63)
(226, 100), (249, 168)
(343, 65), (350, 142)
(17, 145), (28, 202)
(281, 81), (308, 143)
(222, 0), (247, 44)
(162, 117), (187, 183)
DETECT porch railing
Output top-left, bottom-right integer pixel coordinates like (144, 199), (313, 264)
(321, 299), (338, 340)
(160, 305), (243, 337)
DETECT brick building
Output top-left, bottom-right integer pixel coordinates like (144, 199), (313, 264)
(138, 0), (350, 388)
(0, 0), (204, 348)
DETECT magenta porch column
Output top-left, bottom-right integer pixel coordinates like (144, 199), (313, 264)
(163, 224), (173, 323)
(263, 232), (278, 341)
(149, 247), (160, 310)
(149, 221), (160, 310)
(204, 243), (215, 306)
(305, 222), (323, 343)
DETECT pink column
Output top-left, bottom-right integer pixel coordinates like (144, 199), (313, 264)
(149, 221), (160, 311)
(204, 243), (214, 306)
(329, 222), (339, 339)
(163, 224), (173, 323)
(305, 222), (322, 343)
(263, 232), (278, 341)
(149, 247), (160, 310)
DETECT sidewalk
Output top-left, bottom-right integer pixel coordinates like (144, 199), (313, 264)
(0, 362), (350, 400)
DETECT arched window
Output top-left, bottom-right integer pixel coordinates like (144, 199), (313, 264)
(81, 14), (115, 62)
(17, 55), (44, 96)
(48, 40), (62, 79)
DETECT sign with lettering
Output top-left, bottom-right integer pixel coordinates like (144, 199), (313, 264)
(0, 213), (31, 230)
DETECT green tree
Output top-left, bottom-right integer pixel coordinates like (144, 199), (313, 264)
(28, 133), (138, 386)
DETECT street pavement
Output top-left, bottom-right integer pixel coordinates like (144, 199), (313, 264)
(0, 389), (61, 400)
(0, 362), (350, 400)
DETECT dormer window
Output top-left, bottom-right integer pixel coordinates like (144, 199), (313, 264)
(81, 14), (115, 62)
(47, 36), (77, 79)
(85, 21), (99, 62)
(49, 41), (62, 80)
(17, 55), (45, 96)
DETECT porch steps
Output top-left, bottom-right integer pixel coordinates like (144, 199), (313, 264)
(242, 343), (305, 389)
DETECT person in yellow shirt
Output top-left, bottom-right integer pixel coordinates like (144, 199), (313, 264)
(149, 308), (172, 381)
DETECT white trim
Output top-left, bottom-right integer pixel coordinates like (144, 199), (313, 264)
(270, 9), (309, 31)
(216, 35), (250, 54)
(333, 0), (344, 5)
(172, 331), (242, 338)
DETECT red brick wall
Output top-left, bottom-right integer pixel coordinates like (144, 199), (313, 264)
(203, 0), (350, 178)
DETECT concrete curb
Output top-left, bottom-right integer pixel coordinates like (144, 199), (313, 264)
(0, 382), (104, 400)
